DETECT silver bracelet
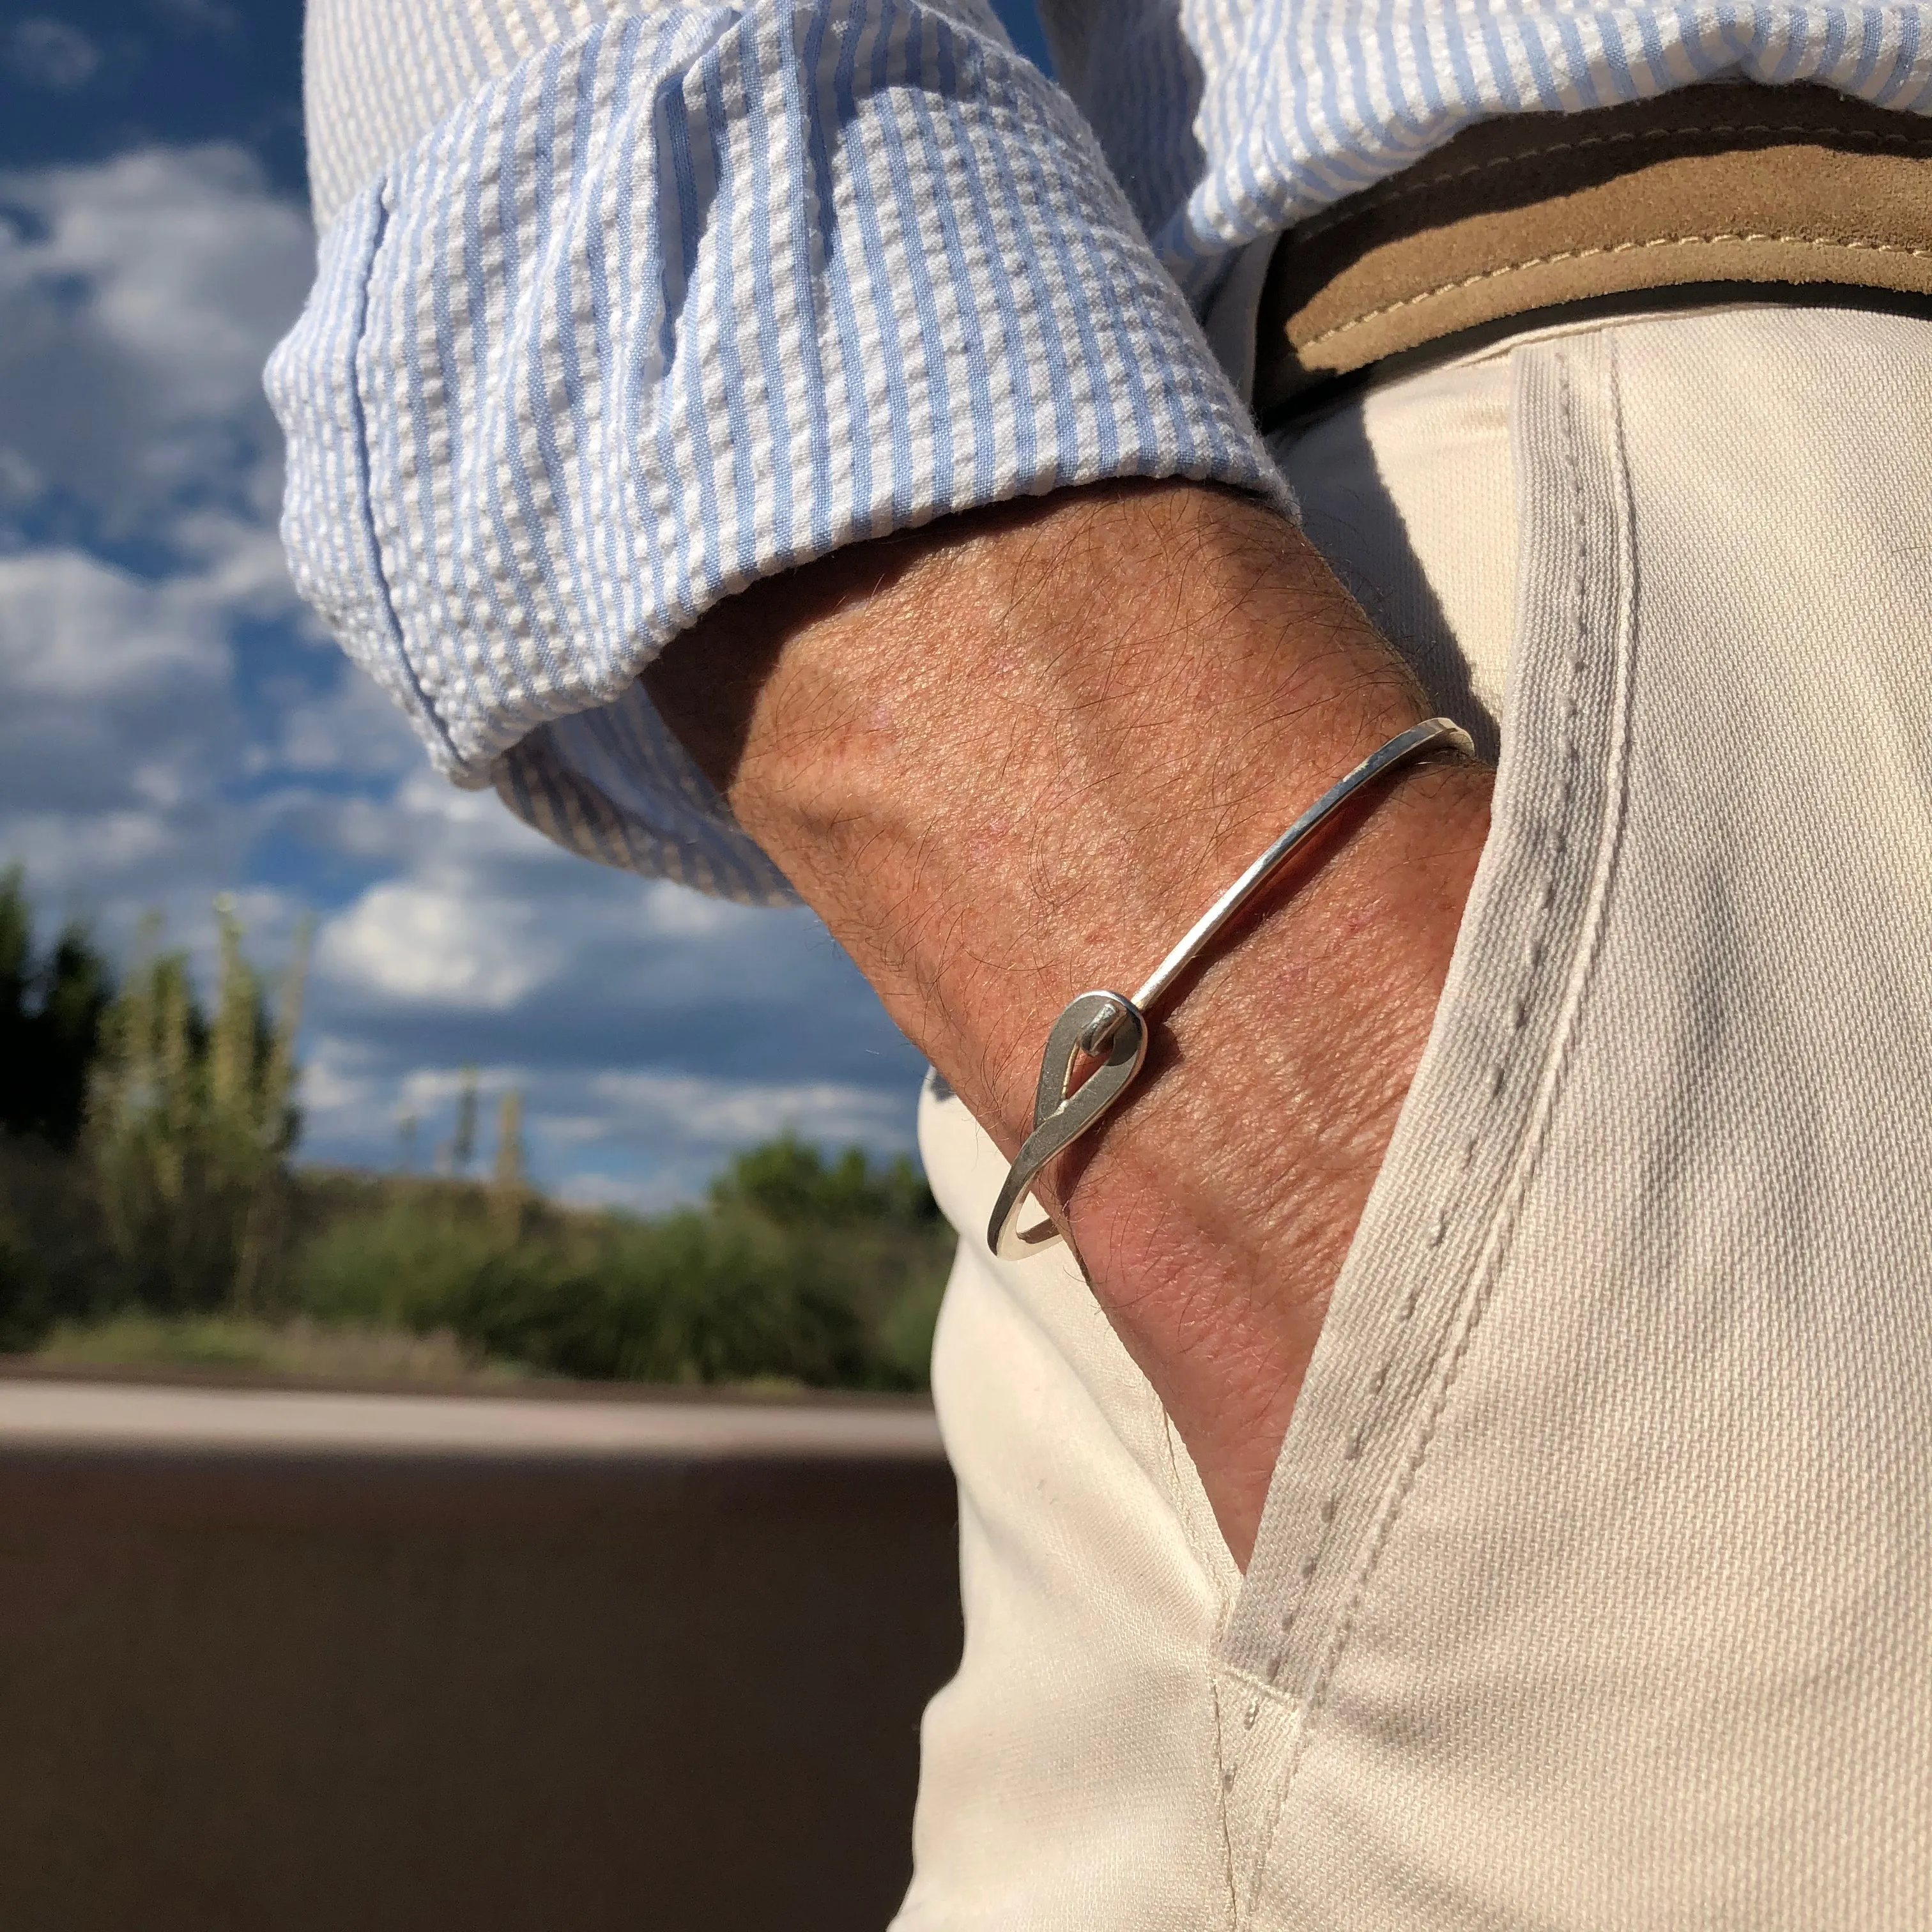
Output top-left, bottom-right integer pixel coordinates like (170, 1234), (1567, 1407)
(988, 716), (1475, 1260)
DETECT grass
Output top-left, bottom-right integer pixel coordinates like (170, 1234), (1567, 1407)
(33, 1312), (532, 1386)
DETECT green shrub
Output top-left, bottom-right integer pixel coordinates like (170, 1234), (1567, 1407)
(0, 1209), (47, 1353)
(289, 1191), (918, 1388)
(873, 1261), (949, 1388)
(289, 1193), (510, 1333)
(0, 1133), (119, 1349)
(282, 1160), (953, 1392)
(445, 1211), (870, 1386)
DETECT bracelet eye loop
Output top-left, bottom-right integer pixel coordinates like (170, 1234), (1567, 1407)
(989, 990), (1147, 1259)
(986, 716), (1474, 1262)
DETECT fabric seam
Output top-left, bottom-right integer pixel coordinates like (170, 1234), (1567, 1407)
(1162, 1413), (1243, 1926)
(1298, 234), (1932, 349)
(1236, 343), (1596, 1713)
(345, 188), (461, 763)
(1243, 335), (1639, 1908)
(1208, 1673), (1241, 1929)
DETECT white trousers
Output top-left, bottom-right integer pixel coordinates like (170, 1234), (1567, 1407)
(895, 303), (1932, 1930)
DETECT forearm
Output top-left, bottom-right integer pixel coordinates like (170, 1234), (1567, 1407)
(646, 481), (1492, 1561)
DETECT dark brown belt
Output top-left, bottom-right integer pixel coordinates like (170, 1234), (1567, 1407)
(1255, 83), (1932, 415)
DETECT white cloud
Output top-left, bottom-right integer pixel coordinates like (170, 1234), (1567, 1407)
(0, 524), (345, 927)
(295, 1029), (919, 1209)
(552, 1170), (707, 1215)
(0, 146), (314, 526)
(533, 1071), (914, 1208)
(4, 805), (189, 884)
(318, 880), (565, 1011)
(295, 1035), (386, 1124)
(299, 1045), (519, 1147)
(638, 878), (758, 938)
(303, 771), (877, 1041)
(0, 146), (928, 1211)
(6, 20), (101, 90)
(0, 546), (247, 906)
(264, 671), (421, 779)
(0, 155), (325, 916)
(169, 510), (312, 625)
(0, 547), (227, 700)
(586, 1070), (908, 1150)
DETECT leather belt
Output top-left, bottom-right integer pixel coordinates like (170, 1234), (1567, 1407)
(1255, 84), (1932, 415)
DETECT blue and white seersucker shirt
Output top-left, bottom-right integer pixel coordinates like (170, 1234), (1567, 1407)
(268, 0), (1932, 903)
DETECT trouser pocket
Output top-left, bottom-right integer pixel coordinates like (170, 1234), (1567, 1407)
(1215, 327), (1639, 1910)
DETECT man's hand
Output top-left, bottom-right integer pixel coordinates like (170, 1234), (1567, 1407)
(645, 482), (1492, 1564)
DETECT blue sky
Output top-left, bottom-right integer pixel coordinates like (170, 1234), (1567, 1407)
(0, 1), (1050, 1209)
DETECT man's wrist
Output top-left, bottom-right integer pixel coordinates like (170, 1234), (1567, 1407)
(1053, 753), (1491, 1528)
(650, 484), (1436, 1119)
(643, 477), (1492, 1561)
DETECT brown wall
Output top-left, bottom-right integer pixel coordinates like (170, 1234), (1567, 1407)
(0, 1429), (961, 1931)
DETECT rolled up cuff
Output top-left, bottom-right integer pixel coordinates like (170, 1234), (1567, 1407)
(268, 2), (1291, 901)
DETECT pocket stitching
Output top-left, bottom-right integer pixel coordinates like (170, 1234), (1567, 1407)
(1243, 334), (1642, 1905)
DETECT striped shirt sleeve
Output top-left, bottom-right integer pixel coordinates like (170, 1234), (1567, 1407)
(267, 1), (1292, 903)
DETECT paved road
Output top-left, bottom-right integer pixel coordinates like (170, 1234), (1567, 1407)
(0, 1377), (945, 1460)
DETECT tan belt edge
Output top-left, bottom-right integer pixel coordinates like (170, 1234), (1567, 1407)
(1256, 82), (1932, 416)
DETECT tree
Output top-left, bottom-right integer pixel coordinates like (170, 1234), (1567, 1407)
(0, 866), (112, 1151)
(490, 1087), (530, 1239)
(87, 901), (309, 1311)
(438, 1065), (479, 1176)
(709, 1133), (938, 1228)
(0, 868), (29, 1088)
